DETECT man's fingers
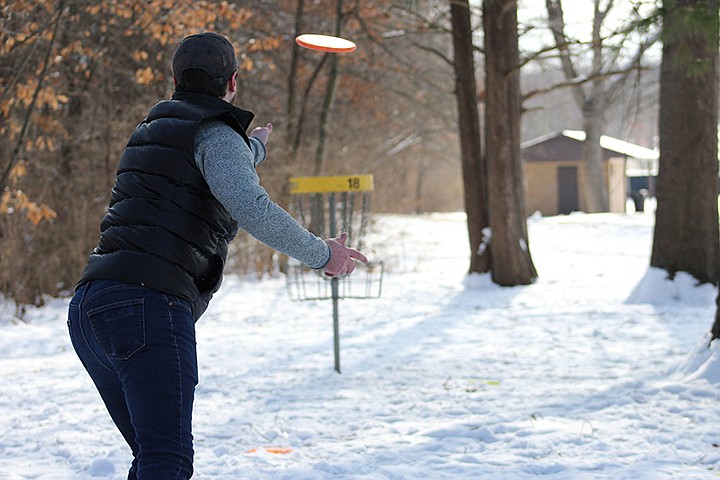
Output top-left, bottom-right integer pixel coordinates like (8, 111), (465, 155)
(348, 248), (368, 264)
(323, 233), (368, 278)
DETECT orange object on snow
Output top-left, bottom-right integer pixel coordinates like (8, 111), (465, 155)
(247, 447), (294, 454)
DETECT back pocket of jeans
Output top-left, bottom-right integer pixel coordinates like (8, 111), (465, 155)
(87, 299), (145, 360)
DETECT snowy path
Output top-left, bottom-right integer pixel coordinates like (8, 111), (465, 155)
(1, 212), (719, 479)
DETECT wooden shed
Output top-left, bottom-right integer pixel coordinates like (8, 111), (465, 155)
(521, 130), (658, 216)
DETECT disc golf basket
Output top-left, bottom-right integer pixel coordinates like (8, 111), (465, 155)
(286, 174), (384, 373)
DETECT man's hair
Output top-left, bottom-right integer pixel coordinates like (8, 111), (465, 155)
(175, 68), (228, 97)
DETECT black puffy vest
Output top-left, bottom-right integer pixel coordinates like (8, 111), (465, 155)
(79, 91), (254, 318)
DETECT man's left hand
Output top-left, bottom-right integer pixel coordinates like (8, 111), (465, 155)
(250, 122), (273, 145)
(323, 233), (369, 277)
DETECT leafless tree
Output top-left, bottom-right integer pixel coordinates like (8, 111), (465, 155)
(544, 0), (659, 212)
(449, 0), (491, 273)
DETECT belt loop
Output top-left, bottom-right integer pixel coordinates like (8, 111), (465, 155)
(76, 280), (93, 309)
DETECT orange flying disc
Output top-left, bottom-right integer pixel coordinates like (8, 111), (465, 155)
(295, 34), (357, 53)
(247, 447), (294, 454)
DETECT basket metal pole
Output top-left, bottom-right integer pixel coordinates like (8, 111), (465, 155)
(328, 193), (341, 373)
(288, 174), (375, 373)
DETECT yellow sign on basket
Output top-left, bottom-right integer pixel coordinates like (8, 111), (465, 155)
(289, 174), (374, 194)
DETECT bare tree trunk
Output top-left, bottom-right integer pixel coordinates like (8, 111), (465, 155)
(545, 0), (608, 212)
(292, 55), (328, 156)
(544, 0), (657, 213)
(483, 0), (537, 286)
(314, 0), (344, 175)
(414, 157), (427, 213)
(314, 57), (338, 175)
(580, 97), (608, 212)
(450, 0), (490, 274)
(286, 0), (306, 150)
(582, 0), (610, 213)
(656, 0), (720, 344)
(652, 0), (719, 289)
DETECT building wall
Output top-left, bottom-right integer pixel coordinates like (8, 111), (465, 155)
(524, 158), (626, 216)
(607, 158), (627, 214)
(525, 160), (572, 216)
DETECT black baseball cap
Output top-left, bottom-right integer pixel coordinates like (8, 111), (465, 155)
(172, 33), (238, 87)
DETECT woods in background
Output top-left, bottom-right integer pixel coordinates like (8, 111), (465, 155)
(0, 0), (459, 306)
(2, 0), (717, 318)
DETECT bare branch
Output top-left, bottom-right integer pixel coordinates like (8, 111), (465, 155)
(351, 13), (452, 91)
(1, 1), (65, 192)
(0, 14), (57, 107)
(544, 0), (587, 107)
(522, 64), (650, 103)
(408, 39), (453, 66)
(518, 39), (583, 69)
(291, 54), (329, 154)
(606, 29), (660, 99)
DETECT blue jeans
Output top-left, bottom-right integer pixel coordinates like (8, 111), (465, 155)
(67, 280), (198, 480)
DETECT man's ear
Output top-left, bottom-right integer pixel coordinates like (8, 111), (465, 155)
(173, 75), (177, 88)
(228, 71), (238, 93)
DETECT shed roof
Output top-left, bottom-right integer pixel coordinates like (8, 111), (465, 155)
(522, 130), (658, 162)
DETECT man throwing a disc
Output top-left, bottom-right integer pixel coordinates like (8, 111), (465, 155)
(67, 32), (367, 479)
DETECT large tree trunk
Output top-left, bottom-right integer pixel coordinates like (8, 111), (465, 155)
(652, 0), (719, 288)
(483, 0), (537, 286)
(580, 97), (608, 213)
(580, 0), (610, 213)
(450, 0), (490, 274)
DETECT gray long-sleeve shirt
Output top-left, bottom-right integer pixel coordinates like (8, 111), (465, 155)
(194, 120), (330, 269)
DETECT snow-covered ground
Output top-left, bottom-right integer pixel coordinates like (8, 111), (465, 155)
(1, 212), (720, 479)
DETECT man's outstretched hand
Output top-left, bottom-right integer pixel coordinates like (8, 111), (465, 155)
(323, 233), (369, 277)
(249, 122), (273, 145)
